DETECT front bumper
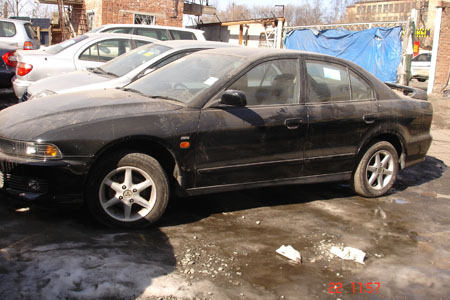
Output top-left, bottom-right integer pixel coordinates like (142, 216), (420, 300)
(0, 152), (92, 204)
(12, 77), (33, 99)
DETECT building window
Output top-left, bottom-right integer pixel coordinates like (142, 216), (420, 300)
(383, 4), (387, 13)
(400, 3), (405, 13)
(378, 5), (382, 13)
(357, 6), (360, 14)
(362, 6), (366, 14)
(395, 4), (399, 13)
(389, 4), (393, 12)
(134, 13), (156, 25)
(367, 5), (371, 13)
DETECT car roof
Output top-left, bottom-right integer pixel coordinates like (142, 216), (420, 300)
(153, 40), (239, 49)
(196, 47), (318, 59)
(98, 24), (204, 33)
(0, 18), (31, 25)
(82, 32), (158, 42)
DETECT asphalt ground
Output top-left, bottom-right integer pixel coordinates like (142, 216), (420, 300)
(0, 86), (449, 300)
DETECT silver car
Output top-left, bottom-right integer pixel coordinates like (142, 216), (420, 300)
(24, 40), (237, 101)
(13, 33), (157, 98)
(0, 18), (40, 50)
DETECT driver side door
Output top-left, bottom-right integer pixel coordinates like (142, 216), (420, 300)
(194, 58), (307, 188)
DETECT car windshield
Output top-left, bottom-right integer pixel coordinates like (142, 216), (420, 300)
(126, 53), (246, 104)
(45, 35), (89, 54)
(100, 43), (171, 77)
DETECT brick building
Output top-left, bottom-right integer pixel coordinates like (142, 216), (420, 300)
(346, 0), (417, 22)
(431, 1), (450, 93)
(84, 0), (183, 30)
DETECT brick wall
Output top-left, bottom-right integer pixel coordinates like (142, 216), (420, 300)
(85, 0), (103, 29)
(432, 1), (450, 93)
(101, 0), (183, 27)
(433, 1), (450, 93)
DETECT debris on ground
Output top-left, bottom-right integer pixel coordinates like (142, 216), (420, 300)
(330, 246), (366, 264)
(276, 245), (301, 264)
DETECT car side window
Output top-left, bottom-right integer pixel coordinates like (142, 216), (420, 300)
(0, 21), (17, 37)
(169, 30), (196, 40)
(136, 28), (171, 41)
(228, 59), (300, 106)
(80, 39), (131, 62)
(350, 71), (374, 100)
(103, 27), (133, 34)
(306, 61), (350, 103)
(135, 40), (152, 48)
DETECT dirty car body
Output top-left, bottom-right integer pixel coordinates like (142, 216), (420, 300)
(0, 48), (433, 228)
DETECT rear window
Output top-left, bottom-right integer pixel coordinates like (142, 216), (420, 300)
(0, 21), (16, 37)
(101, 43), (171, 77)
(24, 23), (37, 39)
(169, 30), (196, 40)
(45, 35), (89, 54)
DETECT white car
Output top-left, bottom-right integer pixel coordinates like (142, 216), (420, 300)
(90, 24), (206, 41)
(0, 18), (40, 50)
(411, 51), (431, 82)
(23, 40), (237, 101)
(13, 33), (157, 98)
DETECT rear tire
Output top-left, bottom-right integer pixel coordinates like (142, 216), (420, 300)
(85, 152), (169, 228)
(352, 141), (399, 198)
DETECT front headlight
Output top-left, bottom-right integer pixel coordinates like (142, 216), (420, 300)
(0, 139), (63, 159)
(25, 142), (62, 159)
(28, 89), (56, 101)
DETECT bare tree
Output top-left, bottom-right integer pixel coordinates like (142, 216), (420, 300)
(6, 0), (29, 17)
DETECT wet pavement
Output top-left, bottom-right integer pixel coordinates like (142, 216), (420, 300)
(0, 96), (449, 300)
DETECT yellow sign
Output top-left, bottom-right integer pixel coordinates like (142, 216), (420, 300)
(415, 29), (431, 38)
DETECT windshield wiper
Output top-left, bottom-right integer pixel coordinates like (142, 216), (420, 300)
(89, 67), (118, 77)
(148, 95), (182, 102)
(121, 87), (145, 96)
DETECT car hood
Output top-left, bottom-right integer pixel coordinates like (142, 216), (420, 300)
(27, 70), (112, 95)
(0, 89), (184, 141)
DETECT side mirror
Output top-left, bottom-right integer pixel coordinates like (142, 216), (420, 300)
(220, 90), (247, 107)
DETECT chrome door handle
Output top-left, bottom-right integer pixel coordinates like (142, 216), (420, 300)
(284, 118), (303, 129)
(363, 114), (376, 124)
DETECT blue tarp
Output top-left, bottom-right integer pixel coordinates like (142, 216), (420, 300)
(284, 27), (403, 82)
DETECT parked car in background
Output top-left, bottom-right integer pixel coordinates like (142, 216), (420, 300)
(90, 24), (206, 41)
(0, 18), (40, 50)
(24, 40), (237, 101)
(0, 48), (433, 228)
(0, 42), (17, 88)
(411, 50), (431, 82)
(12, 33), (157, 98)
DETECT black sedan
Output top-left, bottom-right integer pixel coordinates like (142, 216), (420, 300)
(0, 42), (17, 88)
(0, 48), (433, 228)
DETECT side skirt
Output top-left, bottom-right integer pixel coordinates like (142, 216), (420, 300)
(182, 172), (352, 196)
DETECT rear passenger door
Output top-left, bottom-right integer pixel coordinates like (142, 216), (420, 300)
(303, 59), (378, 176)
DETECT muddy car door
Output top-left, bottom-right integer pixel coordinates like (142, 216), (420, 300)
(195, 58), (307, 187)
(303, 59), (378, 176)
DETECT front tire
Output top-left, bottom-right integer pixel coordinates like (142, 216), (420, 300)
(86, 152), (169, 228)
(352, 141), (399, 198)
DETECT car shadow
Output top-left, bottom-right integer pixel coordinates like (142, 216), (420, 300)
(0, 200), (176, 300)
(160, 156), (447, 227)
(394, 156), (446, 191)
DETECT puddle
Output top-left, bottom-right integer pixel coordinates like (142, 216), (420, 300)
(394, 199), (408, 205)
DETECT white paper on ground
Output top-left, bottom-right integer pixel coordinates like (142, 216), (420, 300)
(330, 246), (366, 264)
(276, 245), (301, 263)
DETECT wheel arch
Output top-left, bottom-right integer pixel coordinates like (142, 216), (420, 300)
(85, 136), (181, 189)
(357, 132), (406, 169)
